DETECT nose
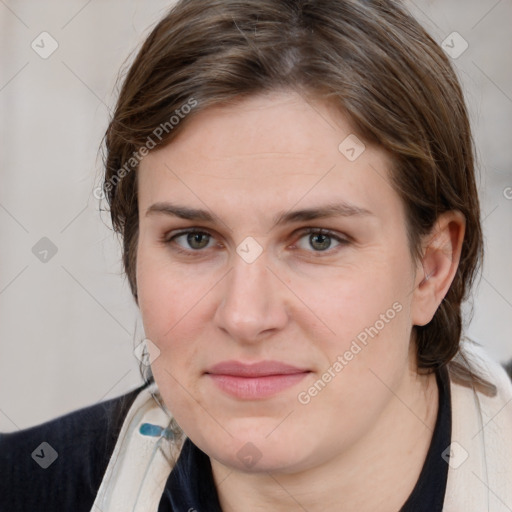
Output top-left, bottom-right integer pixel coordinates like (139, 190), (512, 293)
(213, 251), (289, 344)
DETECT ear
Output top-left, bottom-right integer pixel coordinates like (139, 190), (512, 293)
(411, 210), (466, 327)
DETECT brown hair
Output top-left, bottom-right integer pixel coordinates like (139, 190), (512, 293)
(102, 0), (484, 378)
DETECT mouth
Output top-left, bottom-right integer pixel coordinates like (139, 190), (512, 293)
(205, 360), (312, 399)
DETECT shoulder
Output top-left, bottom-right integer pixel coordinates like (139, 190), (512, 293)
(449, 341), (512, 396)
(0, 381), (150, 512)
(462, 341), (512, 396)
(444, 341), (512, 509)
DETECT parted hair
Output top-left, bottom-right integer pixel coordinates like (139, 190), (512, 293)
(102, 0), (485, 379)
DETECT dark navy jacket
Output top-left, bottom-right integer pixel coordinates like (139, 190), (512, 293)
(0, 383), (146, 512)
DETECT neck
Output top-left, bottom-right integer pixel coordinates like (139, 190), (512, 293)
(210, 358), (439, 512)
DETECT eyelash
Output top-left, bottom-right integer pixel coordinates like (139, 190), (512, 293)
(162, 227), (351, 257)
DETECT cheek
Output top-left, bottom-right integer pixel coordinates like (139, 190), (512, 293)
(137, 241), (207, 339)
(321, 260), (410, 341)
(135, 252), (212, 410)
(136, 249), (212, 426)
(296, 285), (412, 452)
(311, 249), (414, 389)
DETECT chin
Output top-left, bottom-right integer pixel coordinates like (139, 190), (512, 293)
(197, 425), (318, 475)
(212, 445), (306, 474)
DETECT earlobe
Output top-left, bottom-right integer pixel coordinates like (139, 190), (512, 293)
(411, 211), (466, 327)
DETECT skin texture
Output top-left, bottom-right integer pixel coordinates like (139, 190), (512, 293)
(136, 90), (465, 512)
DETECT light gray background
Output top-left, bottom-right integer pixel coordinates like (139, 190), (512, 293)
(0, 0), (511, 432)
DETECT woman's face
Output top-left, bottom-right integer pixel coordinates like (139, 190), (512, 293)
(136, 90), (424, 473)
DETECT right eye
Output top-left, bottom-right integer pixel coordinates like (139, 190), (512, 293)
(167, 230), (217, 252)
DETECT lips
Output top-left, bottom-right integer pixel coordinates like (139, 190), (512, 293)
(206, 360), (310, 377)
(205, 360), (311, 399)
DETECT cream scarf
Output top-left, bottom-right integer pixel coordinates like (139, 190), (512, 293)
(90, 342), (512, 511)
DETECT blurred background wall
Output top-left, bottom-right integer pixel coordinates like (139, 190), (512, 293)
(0, 0), (511, 432)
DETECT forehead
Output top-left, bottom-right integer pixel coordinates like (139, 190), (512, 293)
(137, 91), (403, 227)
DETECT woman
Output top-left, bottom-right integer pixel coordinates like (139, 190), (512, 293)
(1, 0), (511, 511)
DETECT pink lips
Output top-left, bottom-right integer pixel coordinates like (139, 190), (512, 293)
(205, 360), (311, 399)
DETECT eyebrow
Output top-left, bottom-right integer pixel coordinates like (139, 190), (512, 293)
(145, 201), (374, 228)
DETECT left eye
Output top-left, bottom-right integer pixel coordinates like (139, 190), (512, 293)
(294, 229), (347, 252)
